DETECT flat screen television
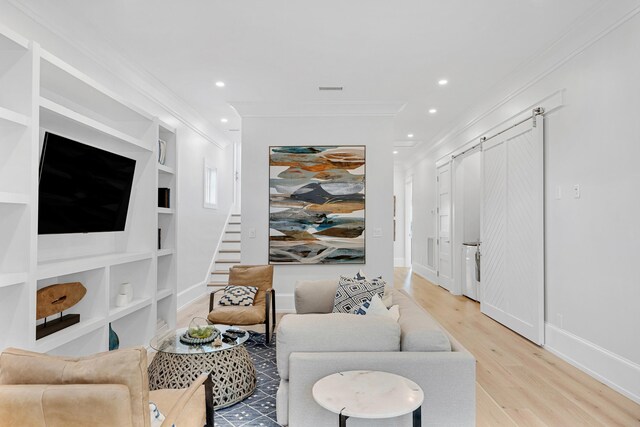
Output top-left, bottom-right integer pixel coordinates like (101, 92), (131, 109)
(38, 132), (137, 235)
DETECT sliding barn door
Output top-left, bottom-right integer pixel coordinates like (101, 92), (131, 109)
(481, 119), (544, 345)
(437, 162), (452, 291)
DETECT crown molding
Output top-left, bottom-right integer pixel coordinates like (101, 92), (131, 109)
(7, 0), (230, 149)
(405, 0), (640, 170)
(230, 101), (406, 118)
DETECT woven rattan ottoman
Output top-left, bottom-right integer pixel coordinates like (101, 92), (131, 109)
(148, 324), (257, 409)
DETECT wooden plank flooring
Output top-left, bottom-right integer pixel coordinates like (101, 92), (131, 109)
(394, 268), (640, 426)
(176, 270), (640, 426)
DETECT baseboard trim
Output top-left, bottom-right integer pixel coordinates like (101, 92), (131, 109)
(544, 323), (640, 404)
(412, 262), (439, 285)
(177, 281), (208, 310)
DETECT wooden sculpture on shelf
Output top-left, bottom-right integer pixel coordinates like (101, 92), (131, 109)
(36, 282), (87, 340)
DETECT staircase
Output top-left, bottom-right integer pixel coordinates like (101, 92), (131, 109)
(208, 213), (242, 288)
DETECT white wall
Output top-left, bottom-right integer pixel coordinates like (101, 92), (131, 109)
(393, 168), (405, 266)
(241, 116), (395, 311)
(176, 127), (234, 307)
(404, 10), (640, 403)
(0, 3), (235, 309)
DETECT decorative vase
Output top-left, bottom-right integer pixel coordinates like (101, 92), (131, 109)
(109, 323), (119, 351)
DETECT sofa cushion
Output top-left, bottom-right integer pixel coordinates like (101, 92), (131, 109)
(276, 313), (400, 380)
(150, 386), (205, 427)
(394, 290), (452, 352)
(295, 279), (337, 314)
(207, 304), (265, 325)
(0, 347), (149, 427)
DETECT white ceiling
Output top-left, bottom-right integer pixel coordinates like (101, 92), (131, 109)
(17, 0), (604, 155)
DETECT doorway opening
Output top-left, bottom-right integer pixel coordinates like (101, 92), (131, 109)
(452, 148), (481, 301)
(405, 177), (413, 268)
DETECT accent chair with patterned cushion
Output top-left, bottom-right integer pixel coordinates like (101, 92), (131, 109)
(208, 265), (276, 344)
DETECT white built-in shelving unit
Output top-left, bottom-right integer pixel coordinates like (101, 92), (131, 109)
(156, 121), (178, 330)
(0, 24), (179, 356)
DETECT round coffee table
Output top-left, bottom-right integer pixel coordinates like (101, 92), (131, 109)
(148, 324), (257, 410)
(313, 370), (424, 427)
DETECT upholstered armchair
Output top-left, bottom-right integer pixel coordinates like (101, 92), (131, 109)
(0, 346), (213, 427)
(208, 265), (276, 344)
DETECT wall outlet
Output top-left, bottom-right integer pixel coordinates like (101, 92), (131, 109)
(555, 185), (562, 200)
(573, 184), (580, 199)
(373, 227), (382, 238)
(248, 227), (256, 238)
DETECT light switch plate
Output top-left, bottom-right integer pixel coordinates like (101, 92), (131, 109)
(573, 184), (580, 199)
(373, 227), (382, 238)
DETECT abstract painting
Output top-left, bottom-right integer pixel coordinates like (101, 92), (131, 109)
(269, 145), (365, 264)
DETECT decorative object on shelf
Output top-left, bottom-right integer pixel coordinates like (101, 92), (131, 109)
(121, 282), (133, 303)
(115, 293), (128, 307)
(36, 282), (87, 340)
(180, 317), (220, 345)
(108, 323), (120, 350)
(269, 145), (366, 264)
(158, 228), (162, 250)
(158, 187), (170, 208)
(158, 139), (167, 165)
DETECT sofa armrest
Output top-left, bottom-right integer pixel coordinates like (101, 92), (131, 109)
(288, 351), (476, 427)
(0, 384), (134, 426)
(276, 313), (400, 379)
(294, 279), (339, 314)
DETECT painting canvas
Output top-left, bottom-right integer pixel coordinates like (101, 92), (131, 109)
(269, 145), (365, 264)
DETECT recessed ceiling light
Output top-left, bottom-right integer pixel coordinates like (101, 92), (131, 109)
(393, 150), (399, 154)
(428, 108), (437, 114)
(221, 118), (228, 123)
(438, 79), (448, 85)
(407, 133), (414, 138)
(215, 81), (225, 88)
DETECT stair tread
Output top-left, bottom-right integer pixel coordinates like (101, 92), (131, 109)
(219, 249), (240, 253)
(228, 222), (241, 225)
(216, 259), (241, 263)
(222, 240), (241, 243)
(225, 231), (241, 234)
(211, 270), (230, 274)
(207, 282), (228, 287)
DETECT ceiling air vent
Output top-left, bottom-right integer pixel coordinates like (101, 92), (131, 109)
(319, 86), (343, 91)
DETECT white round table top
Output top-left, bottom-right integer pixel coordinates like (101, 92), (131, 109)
(312, 370), (424, 419)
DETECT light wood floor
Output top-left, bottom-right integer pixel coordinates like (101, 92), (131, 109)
(393, 268), (640, 427)
(178, 271), (640, 426)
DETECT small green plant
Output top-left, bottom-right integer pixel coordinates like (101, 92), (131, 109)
(188, 325), (213, 339)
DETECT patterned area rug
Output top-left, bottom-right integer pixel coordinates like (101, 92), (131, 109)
(214, 332), (281, 427)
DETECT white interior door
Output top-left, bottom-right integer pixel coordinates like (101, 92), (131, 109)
(405, 178), (413, 267)
(481, 119), (544, 345)
(437, 162), (452, 290)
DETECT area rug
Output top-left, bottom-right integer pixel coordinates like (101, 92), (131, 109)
(214, 332), (280, 427)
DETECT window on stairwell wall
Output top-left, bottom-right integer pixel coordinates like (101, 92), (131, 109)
(204, 161), (218, 209)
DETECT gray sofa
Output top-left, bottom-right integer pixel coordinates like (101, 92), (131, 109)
(276, 279), (476, 426)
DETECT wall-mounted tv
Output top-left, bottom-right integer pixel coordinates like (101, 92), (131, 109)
(38, 132), (136, 235)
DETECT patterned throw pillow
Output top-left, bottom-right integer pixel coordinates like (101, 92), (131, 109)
(219, 285), (258, 306)
(332, 275), (386, 314)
